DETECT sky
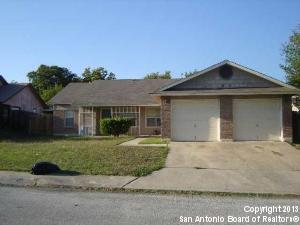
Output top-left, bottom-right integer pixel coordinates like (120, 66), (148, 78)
(0, 0), (299, 83)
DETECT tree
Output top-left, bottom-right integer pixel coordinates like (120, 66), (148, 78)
(27, 65), (80, 101)
(82, 67), (116, 82)
(281, 26), (300, 87)
(40, 84), (63, 102)
(144, 71), (172, 79)
(181, 69), (198, 78)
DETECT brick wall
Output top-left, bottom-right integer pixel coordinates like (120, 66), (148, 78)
(282, 96), (292, 142)
(140, 106), (161, 135)
(161, 96), (171, 138)
(53, 110), (78, 135)
(220, 96), (233, 140)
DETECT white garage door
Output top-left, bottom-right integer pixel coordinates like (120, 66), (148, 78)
(171, 99), (220, 141)
(233, 99), (282, 141)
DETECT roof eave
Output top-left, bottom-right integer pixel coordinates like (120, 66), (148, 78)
(151, 91), (300, 96)
(158, 60), (297, 91)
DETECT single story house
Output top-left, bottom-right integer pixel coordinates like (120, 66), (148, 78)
(49, 60), (299, 142)
(0, 75), (46, 129)
(0, 75), (46, 114)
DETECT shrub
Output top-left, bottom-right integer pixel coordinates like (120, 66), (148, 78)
(100, 117), (132, 136)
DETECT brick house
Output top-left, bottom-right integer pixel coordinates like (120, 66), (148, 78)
(49, 60), (299, 142)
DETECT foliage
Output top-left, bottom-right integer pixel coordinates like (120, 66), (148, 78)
(281, 26), (300, 87)
(27, 65), (80, 101)
(181, 69), (198, 78)
(100, 117), (132, 137)
(82, 67), (116, 82)
(144, 71), (172, 79)
(27, 64), (117, 102)
(40, 84), (63, 102)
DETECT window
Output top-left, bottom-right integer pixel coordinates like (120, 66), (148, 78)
(11, 106), (20, 111)
(112, 106), (138, 127)
(146, 107), (161, 127)
(32, 107), (37, 113)
(101, 108), (111, 119)
(65, 111), (74, 128)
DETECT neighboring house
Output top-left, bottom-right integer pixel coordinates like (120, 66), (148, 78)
(0, 75), (46, 114)
(49, 60), (299, 142)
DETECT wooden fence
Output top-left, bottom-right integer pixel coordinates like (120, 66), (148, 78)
(0, 107), (52, 135)
(293, 111), (300, 143)
(28, 114), (53, 135)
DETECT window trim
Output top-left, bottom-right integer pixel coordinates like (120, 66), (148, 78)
(64, 110), (75, 128)
(145, 107), (161, 128)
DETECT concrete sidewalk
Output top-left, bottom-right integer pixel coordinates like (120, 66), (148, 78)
(1, 170), (300, 196)
(0, 171), (137, 189)
(119, 138), (167, 147)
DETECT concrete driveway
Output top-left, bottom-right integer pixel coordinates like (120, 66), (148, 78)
(127, 142), (300, 195)
(167, 141), (300, 170)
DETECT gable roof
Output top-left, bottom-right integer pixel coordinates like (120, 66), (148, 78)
(0, 83), (27, 103)
(48, 79), (176, 106)
(0, 75), (8, 86)
(158, 60), (297, 92)
(0, 82), (47, 108)
(151, 87), (299, 96)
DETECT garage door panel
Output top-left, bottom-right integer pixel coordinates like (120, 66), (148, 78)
(171, 99), (219, 141)
(233, 99), (281, 141)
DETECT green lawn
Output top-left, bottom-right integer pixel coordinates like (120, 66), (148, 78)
(139, 137), (169, 145)
(0, 136), (168, 176)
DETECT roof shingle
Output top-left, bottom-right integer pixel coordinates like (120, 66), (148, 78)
(48, 79), (176, 106)
(0, 83), (27, 103)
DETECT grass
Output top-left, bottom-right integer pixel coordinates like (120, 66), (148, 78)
(139, 137), (169, 145)
(0, 136), (168, 176)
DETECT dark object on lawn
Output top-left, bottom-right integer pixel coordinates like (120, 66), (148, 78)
(31, 161), (60, 175)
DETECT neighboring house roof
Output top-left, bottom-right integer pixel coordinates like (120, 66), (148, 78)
(0, 78), (47, 108)
(0, 75), (8, 86)
(157, 60), (298, 92)
(48, 79), (176, 106)
(0, 83), (27, 103)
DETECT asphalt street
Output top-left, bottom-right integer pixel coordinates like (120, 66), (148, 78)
(0, 186), (299, 225)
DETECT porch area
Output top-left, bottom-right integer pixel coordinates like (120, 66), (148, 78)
(78, 106), (161, 136)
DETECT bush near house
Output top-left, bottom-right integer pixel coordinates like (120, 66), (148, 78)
(100, 117), (132, 136)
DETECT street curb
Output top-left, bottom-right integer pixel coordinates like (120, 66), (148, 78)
(1, 183), (300, 199)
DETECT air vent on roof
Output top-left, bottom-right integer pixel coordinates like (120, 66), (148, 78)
(219, 65), (233, 79)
